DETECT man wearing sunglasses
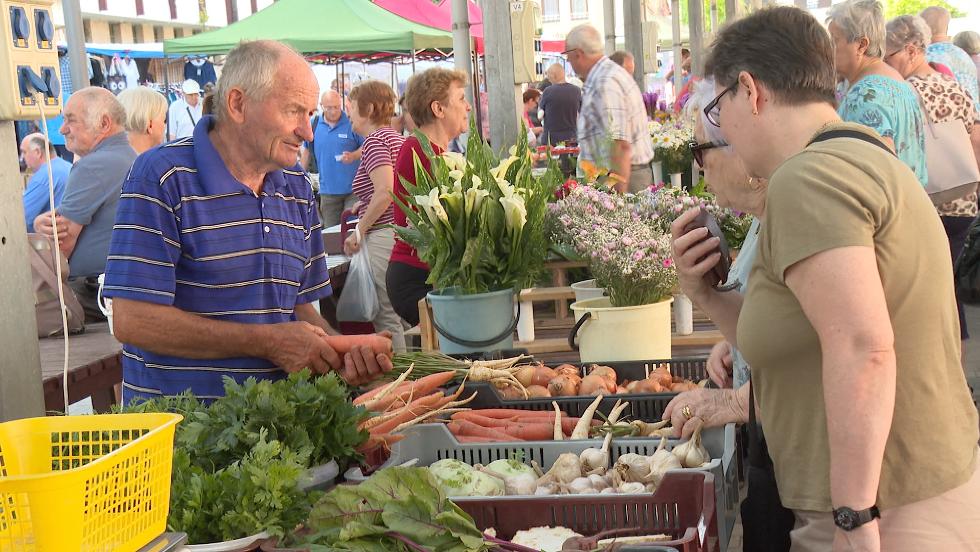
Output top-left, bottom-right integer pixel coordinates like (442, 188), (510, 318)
(564, 24), (654, 193)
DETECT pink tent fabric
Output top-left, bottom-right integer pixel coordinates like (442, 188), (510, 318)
(373, 0), (485, 51)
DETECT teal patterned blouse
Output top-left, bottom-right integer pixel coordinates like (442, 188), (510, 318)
(837, 74), (928, 187)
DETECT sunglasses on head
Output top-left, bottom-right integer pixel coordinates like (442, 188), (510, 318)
(689, 139), (728, 167)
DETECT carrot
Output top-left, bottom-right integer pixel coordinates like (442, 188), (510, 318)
(368, 392), (446, 435)
(449, 413), (513, 427)
(455, 435), (498, 443)
(365, 371), (458, 413)
(450, 419), (521, 441)
(502, 423), (555, 441)
(354, 380), (412, 406)
(464, 409), (559, 419)
(357, 433), (405, 453)
(451, 411), (585, 434)
(323, 334), (393, 356)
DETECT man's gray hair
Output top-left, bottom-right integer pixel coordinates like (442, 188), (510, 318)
(566, 24), (604, 56)
(24, 132), (54, 155)
(954, 30), (980, 56)
(546, 63), (565, 82)
(74, 86), (126, 130)
(885, 15), (932, 55)
(688, 79), (730, 149)
(827, 0), (886, 58)
(215, 40), (294, 120)
(919, 6), (950, 38)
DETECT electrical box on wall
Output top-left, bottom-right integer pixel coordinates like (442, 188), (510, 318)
(511, 1), (541, 84)
(0, 0), (61, 120)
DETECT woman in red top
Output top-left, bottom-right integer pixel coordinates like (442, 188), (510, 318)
(345, 80), (407, 350)
(387, 68), (471, 326)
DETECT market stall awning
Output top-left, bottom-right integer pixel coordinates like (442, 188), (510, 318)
(372, 0), (484, 50)
(163, 0), (453, 56)
(66, 42), (172, 59)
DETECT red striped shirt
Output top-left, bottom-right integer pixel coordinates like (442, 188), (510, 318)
(389, 136), (443, 269)
(352, 126), (404, 232)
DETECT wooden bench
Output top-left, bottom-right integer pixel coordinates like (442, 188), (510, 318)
(39, 322), (123, 413)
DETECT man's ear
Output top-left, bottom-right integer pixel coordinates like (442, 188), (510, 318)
(224, 88), (248, 124)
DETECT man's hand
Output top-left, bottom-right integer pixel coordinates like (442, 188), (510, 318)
(340, 151), (356, 164)
(343, 231), (361, 255)
(33, 211), (69, 240)
(266, 321), (342, 374)
(336, 331), (394, 386)
(707, 340), (734, 388)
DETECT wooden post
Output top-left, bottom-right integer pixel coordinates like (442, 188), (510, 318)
(623, 0), (645, 89)
(710, 0), (719, 33)
(0, 121), (45, 421)
(483, 0), (522, 153)
(689, 0), (706, 77)
(725, 0), (739, 21)
(452, 0), (474, 107)
(603, 0), (617, 55)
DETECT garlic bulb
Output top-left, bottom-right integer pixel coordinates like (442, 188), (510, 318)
(672, 424), (709, 468)
(505, 472), (538, 495)
(648, 436), (682, 486)
(588, 473), (611, 491)
(618, 482), (646, 494)
(567, 477), (595, 494)
(600, 487), (617, 494)
(579, 446), (609, 473)
(614, 453), (655, 483)
(534, 483), (558, 495)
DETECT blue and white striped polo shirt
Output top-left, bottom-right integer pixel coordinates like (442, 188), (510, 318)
(103, 115), (332, 402)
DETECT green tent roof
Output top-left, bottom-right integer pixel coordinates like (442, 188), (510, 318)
(163, 0), (453, 55)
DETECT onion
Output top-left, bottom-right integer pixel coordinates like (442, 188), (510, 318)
(589, 365), (618, 384)
(630, 379), (663, 394)
(515, 364), (555, 388)
(548, 374), (581, 397)
(497, 384), (526, 399)
(526, 385), (551, 398)
(579, 374), (610, 396)
(554, 364), (580, 378)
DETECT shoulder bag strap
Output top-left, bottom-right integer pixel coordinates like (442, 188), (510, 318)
(807, 128), (895, 156)
(185, 106), (197, 126)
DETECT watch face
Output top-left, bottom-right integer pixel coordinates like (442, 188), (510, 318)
(835, 509), (856, 531)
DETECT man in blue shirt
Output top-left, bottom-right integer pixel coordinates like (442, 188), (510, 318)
(301, 89), (363, 227)
(32, 87), (137, 323)
(20, 133), (71, 232)
(102, 40), (392, 402)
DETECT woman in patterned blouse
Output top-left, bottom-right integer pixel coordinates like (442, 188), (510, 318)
(827, 0), (928, 187)
(885, 15), (980, 343)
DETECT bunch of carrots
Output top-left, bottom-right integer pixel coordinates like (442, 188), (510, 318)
(446, 409), (602, 442)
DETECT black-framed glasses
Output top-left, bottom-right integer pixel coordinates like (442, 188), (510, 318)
(703, 81), (739, 127)
(561, 47), (580, 55)
(689, 139), (728, 167)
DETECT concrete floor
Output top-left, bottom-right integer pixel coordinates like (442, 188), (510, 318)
(725, 304), (980, 552)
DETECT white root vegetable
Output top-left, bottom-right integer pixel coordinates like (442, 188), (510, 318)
(553, 401), (563, 440)
(631, 419), (671, 437)
(360, 365), (413, 411)
(580, 399), (629, 472)
(469, 363), (530, 398)
(570, 394), (604, 439)
(672, 423), (709, 468)
(538, 453), (582, 486)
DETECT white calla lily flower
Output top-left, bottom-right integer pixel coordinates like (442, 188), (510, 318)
(500, 194), (527, 231)
(442, 151), (467, 172)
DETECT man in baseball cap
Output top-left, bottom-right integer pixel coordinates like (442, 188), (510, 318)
(167, 79), (203, 140)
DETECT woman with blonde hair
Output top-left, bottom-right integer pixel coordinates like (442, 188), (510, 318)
(116, 87), (168, 154)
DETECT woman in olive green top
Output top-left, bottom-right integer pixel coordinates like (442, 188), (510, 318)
(671, 7), (980, 552)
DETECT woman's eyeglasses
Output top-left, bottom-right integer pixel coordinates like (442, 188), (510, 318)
(689, 139), (728, 167)
(703, 81), (739, 127)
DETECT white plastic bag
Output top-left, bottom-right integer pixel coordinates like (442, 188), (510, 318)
(336, 230), (380, 322)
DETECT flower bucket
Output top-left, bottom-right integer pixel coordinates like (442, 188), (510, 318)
(570, 279), (606, 305)
(427, 288), (517, 355)
(569, 296), (673, 362)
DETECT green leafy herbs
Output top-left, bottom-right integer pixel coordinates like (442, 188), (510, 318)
(302, 467), (490, 552)
(121, 371), (371, 544)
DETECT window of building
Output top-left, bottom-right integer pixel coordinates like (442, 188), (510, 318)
(153, 25), (163, 42)
(542, 0), (560, 22)
(109, 22), (121, 43)
(571, 0), (588, 19)
(132, 24), (144, 43)
(83, 18), (92, 42)
(173, 27), (184, 38)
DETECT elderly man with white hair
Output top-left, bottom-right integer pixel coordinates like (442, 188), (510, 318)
(102, 40), (392, 403)
(539, 63), (581, 146)
(33, 86), (137, 323)
(920, 6), (979, 101)
(564, 24), (653, 193)
(20, 133), (71, 233)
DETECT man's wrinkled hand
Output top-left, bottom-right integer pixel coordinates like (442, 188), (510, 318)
(266, 321), (342, 374)
(337, 332), (394, 386)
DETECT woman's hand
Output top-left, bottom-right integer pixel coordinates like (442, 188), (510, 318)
(670, 207), (723, 303)
(343, 230), (361, 256)
(707, 340), (734, 388)
(662, 388), (741, 439)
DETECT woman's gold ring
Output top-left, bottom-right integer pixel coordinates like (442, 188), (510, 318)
(682, 405), (693, 419)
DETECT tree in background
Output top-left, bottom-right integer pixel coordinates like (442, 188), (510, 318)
(882, 0), (964, 18)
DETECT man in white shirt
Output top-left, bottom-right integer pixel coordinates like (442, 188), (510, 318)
(167, 79), (203, 140)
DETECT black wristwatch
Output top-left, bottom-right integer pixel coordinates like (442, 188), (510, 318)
(833, 505), (880, 531)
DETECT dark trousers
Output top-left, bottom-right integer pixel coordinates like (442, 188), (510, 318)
(385, 261), (431, 326)
(68, 276), (107, 324)
(943, 215), (972, 340)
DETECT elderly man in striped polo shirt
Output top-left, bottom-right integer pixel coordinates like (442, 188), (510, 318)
(103, 40), (392, 402)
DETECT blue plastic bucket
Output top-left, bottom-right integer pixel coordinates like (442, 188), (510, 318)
(427, 288), (517, 354)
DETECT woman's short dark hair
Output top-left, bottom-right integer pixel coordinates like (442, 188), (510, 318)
(523, 88), (541, 104)
(705, 6), (837, 107)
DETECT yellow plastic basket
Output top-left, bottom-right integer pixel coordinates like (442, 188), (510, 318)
(0, 413), (182, 552)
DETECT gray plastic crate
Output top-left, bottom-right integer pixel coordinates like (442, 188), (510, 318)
(345, 423), (737, 552)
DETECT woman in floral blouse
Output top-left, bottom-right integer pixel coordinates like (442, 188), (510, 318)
(885, 15), (980, 342)
(827, 0), (928, 187)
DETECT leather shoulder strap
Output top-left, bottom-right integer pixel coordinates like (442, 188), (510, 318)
(807, 129), (895, 157)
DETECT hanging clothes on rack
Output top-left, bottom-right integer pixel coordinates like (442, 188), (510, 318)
(184, 57), (217, 88)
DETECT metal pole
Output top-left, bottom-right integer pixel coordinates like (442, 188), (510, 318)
(0, 121), (45, 421)
(671, 0), (683, 94)
(603, 0), (616, 55)
(472, 53), (484, 139)
(62, 0), (91, 89)
(689, 0), (706, 76)
(452, 0), (474, 106)
(164, 57), (172, 138)
(411, 49), (417, 74)
(623, 0), (644, 89)
(710, 0), (719, 33)
(725, 0), (739, 21)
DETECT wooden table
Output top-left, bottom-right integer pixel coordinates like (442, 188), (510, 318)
(543, 259), (588, 324)
(39, 322), (122, 413)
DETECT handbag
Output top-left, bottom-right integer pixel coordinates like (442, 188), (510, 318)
(914, 90), (980, 206)
(28, 234), (85, 338)
(739, 381), (795, 552)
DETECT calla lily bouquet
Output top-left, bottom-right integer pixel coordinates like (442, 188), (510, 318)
(393, 125), (561, 295)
